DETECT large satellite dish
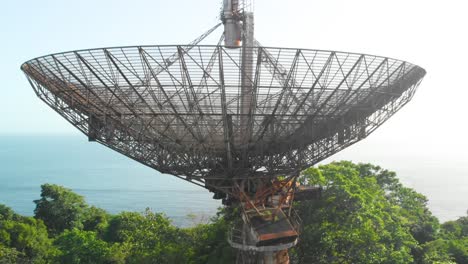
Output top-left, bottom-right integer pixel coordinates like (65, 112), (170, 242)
(21, 1), (425, 263)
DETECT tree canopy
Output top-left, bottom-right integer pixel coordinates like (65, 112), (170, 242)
(33, 184), (87, 235)
(0, 162), (467, 263)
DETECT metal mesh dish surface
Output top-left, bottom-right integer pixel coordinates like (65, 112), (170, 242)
(22, 45), (425, 185)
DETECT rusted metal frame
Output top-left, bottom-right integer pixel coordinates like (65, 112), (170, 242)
(105, 49), (159, 116)
(371, 59), (390, 88)
(135, 118), (159, 149)
(218, 47), (234, 171)
(238, 43), (255, 155)
(293, 66), (411, 168)
(74, 53), (145, 136)
(197, 35), (224, 93)
(281, 132), (336, 170)
(288, 176), (298, 217)
(103, 50), (122, 90)
(46, 57), (113, 117)
(140, 49), (207, 149)
(143, 23), (221, 82)
(62, 53), (98, 100)
(310, 58), (351, 115)
(25, 74), (43, 98)
(153, 47), (191, 114)
(235, 181), (262, 216)
(360, 85), (415, 141)
(52, 55), (75, 87)
(31, 80), (92, 138)
(255, 174), (295, 201)
(292, 52), (335, 116)
(311, 55), (366, 120)
(276, 53), (304, 116)
(74, 53), (138, 116)
(333, 52), (352, 90)
(258, 47), (303, 111)
(158, 49), (206, 119)
(307, 57), (388, 125)
(197, 45), (218, 114)
(87, 51), (117, 87)
(242, 46), (263, 149)
(364, 66), (420, 117)
(265, 48), (284, 100)
(29, 60), (85, 109)
(215, 47), (254, 91)
(101, 138), (206, 188)
(313, 57), (334, 106)
(73, 56), (98, 103)
(74, 53), (174, 145)
(345, 56), (365, 93)
(297, 50), (318, 88)
(204, 182), (236, 198)
(179, 46), (224, 113)
(35, 83), (76, 120)
(104, 50), (168, 143)
(35, 58), (68, 103)
(176, 48), (193, 114)
(273, 50), (305, 137)
(41, 95), (89, 136)
(254, 40), (301, 101)
(248, 48), (284, 117)
(137, 48), (175, 131)
(120, 47), (144, 83)
(331, 60), (406, 118)
(283, 51), (321, 116)
(111, 50), (155, 107)
(176, 46), (207, 143)
(254, 49), (301, 143)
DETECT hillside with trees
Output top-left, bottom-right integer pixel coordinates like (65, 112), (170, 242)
(1, 161), (467, 263)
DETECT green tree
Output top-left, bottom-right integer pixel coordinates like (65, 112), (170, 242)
(363, 164), (440, 244)
(82, 206), (109, 235)
(34, 184), (87, 235)
(0, 217), (54, 263)
(294, 161), (416, 264)
(185, 209), (235, 264)
(54, 229), (123, 264)
(0, 245), (26, 264)
(0, 205), (21, 222)
(356, 164), (443, 263)
(419, 239), (455, 263)
(441, 213), (468, 240)
(105, 209), (194, 263)
(433, 212), (468, 264)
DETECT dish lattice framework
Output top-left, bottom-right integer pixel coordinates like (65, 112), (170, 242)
(22, 44), (425, 189)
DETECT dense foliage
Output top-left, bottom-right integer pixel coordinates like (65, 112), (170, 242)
(293, 161), (467, 264)
(0, 162), (466, 263)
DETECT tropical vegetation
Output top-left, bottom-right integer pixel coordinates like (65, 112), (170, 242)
(0, 161), (466, 263)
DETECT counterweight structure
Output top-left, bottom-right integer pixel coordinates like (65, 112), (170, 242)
(21, 1), (425, 263)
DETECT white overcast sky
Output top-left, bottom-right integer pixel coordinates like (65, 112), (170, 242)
(1, 0), (467, 220)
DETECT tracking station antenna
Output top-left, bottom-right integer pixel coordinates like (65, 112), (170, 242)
(21, 0), (426, 263)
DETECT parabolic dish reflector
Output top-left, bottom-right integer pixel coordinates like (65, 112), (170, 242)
(22, 45), (425, 185)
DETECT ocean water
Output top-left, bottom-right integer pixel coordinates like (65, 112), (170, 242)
(0, 135), (466, 226)
(0, 135), (220, 227)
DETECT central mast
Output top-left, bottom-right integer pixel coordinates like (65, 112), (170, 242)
(222, 0), (255, 168)
(223, 3), (298, 264)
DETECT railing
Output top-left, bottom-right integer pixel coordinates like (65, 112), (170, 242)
(227, 208), (302, 252)
(289, 208), (303, 236)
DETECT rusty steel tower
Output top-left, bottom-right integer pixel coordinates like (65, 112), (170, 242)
(21, 1), (425, 263)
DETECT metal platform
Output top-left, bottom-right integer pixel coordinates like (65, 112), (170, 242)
(228, 208), (301, 252)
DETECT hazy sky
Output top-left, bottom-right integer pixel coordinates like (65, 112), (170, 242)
(1, 0), (467, 220)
